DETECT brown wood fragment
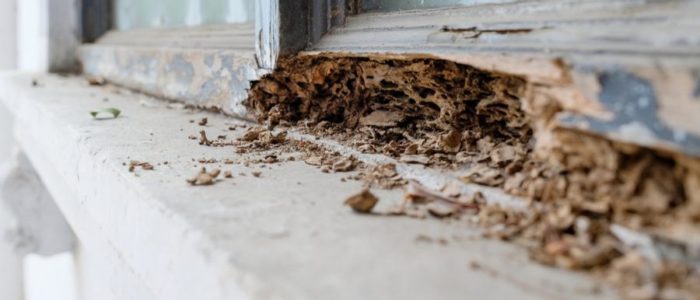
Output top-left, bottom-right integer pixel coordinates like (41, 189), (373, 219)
(187, 168), (220, 186)
(199, 130), (212, 146)
(128, 161), (154, 172)
(344, 189), (379, 213)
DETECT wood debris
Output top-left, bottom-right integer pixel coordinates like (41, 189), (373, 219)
(344, 189), (379, 213)
(399, 154), (430, 165)
(187, 168), (220, 186)
(128, 161), (154, 172)
(332, 157), (357, 172)
(403, 181), (479, 216)
(247, 56), (530, 169)
(199, 130), (212, 146)
(358, 163), (406, 189)
(85, 76), (105, 86)
(460, 164), (504, 187)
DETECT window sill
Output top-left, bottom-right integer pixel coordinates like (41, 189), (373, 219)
(0, 73), (619, 299)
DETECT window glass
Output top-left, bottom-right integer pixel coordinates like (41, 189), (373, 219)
(114, 0), (255, 30)
(362, 0), (519, 12)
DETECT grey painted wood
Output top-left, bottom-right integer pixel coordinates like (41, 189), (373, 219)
(48, 0), (82, 72)
(310, 0), (330, 44)
(81, 0), (111, 43)
(80, 23), (260, 117)
(256, 0), (345, 70)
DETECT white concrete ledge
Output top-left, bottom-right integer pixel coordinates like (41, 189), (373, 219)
(0, 73), (614, 300)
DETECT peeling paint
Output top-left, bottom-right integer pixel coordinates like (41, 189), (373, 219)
(79, 45), (258, 117)
(558, 69), (700, 157)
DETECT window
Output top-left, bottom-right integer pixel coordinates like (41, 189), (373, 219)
(113, 0), (255, 30)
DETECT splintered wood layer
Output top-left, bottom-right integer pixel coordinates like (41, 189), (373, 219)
(247, 56), (529, 142)
(512, 129), (700, 227)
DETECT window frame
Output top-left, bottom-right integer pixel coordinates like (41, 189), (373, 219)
(73, 0), (700, 157)
(76, 0), (346, 118)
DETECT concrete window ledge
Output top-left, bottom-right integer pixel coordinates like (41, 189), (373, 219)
(0, 73), (615, 299)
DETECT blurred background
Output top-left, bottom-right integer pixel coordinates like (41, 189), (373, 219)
(0, 1), (77, 300)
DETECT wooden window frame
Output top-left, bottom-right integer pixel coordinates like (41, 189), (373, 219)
(73, 0), (700, 157)
(77, 0), (345, 118)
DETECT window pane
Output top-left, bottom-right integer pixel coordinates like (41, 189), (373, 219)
(362, 0), (519, 12)
(113, 0), (255, 30)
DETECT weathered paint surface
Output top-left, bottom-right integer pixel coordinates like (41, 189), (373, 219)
(362, 0), (518, 12)
(557, 67), (700, 157)
(80, 45), (260, 116)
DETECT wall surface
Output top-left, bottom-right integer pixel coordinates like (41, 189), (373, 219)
(0, 0), (16, 161)
(17, 0), (48, 72)
(0, 0), (17, 69)
(0, 2), (21, 298)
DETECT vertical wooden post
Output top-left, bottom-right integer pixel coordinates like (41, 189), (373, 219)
(48, 0), (82, 73)
(256, 0), (310, 71)
(255, 0), (345, 71)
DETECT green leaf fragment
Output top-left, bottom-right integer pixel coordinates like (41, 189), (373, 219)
(90, 108), (121, 119)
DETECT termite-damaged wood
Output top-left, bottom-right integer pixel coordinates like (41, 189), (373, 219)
(245, 54), (700, 297)
(247, 55), (531, 164)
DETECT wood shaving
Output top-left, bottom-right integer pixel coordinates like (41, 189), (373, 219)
(187, 168), (220, 186)
(460, 164), (504, 187)
(86, 76), (105, 86)
(199, 130), (212, 146)
(358, 163), (407, 189)
(332, 157), (357, 172)
(344, 189), (379, 213)
(128, 161), (154, 172)
(404, 181), (479, 213)
(399, 154), (430, 165)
